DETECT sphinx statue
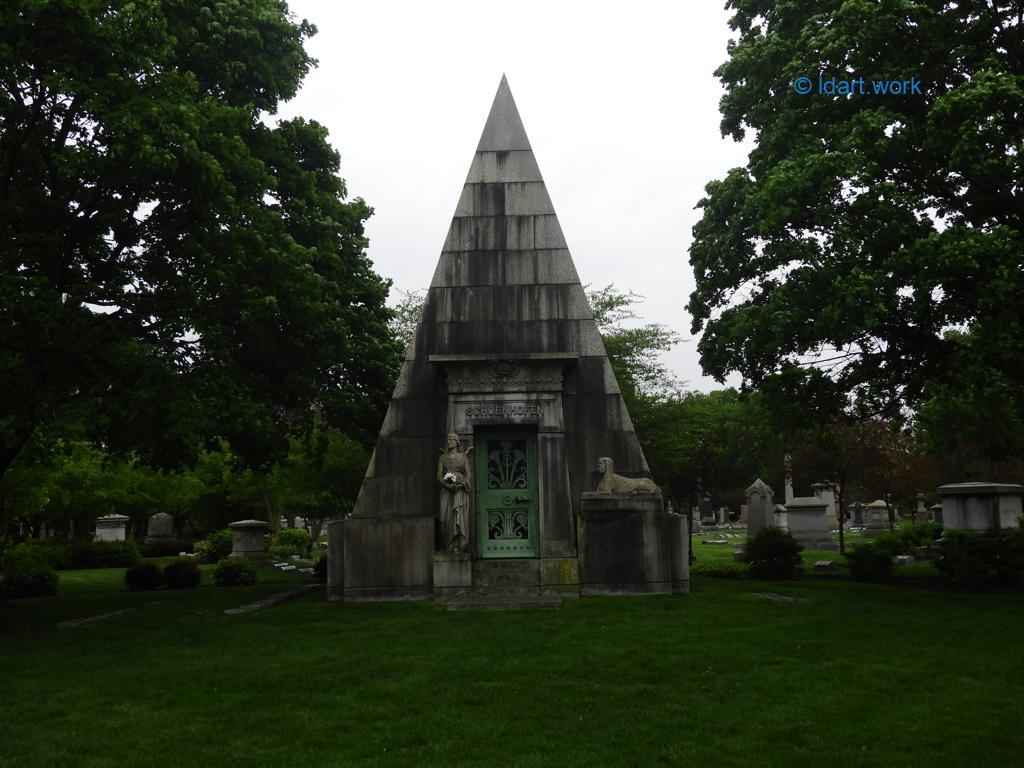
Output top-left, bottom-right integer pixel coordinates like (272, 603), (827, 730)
(593, 457), (660, 496)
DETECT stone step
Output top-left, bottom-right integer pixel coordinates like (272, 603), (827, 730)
(444, 593), (563, 611)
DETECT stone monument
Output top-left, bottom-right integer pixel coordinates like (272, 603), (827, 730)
(937, 482), (1023, 534)
(745, 479), (775, 538)
(94, 514), (130, 542)
(144, 512), (174, 546)
(328, 77), (673, 600)
(861, 499), (890, 538)
(811, 481), (837, 529)
(784, 496), (835, 549)
(228, 519), (270, 562)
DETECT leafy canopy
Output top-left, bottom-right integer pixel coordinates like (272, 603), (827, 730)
(688, 0), (1023, 433)
(0, 0), (401, 476)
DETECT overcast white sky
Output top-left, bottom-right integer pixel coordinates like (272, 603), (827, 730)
(278, 0), (751, 391)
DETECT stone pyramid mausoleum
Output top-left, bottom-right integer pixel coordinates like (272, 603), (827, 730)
(327, 77), (688, 600)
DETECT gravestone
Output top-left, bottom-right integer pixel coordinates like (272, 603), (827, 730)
(144, 512), (174, 546)
(328, 77), (667, 601)
(861, 500), (890, 538)
(849, 501), (864, 526)
(915, 493), (928, 524)
(937, 483), (1023, 534)
(229, 519), (270, 562)
(699, 497), (715, 525)
(773, 504), (789, 530)
(94, 514), (130, 542)
(784, 497), (834, 549)
(745, 479), (775, 538)
(929, 503), (942, 524)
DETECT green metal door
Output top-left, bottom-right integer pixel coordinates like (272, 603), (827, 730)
(474, 430), (539, 558)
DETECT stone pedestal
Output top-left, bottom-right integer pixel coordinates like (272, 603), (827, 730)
(784, 497), (833, 548)
(578, 494), (683, 595)
(94, 514), (130, 542)
(327, 516), (433, 601)
(144, 512), (175, 546)
(228, 519), (270, 561)
(745, 478), (775, 538)
(937, 483), (1023, 534)
(862, 500), (890, 538)
(433, 553), (472, 598)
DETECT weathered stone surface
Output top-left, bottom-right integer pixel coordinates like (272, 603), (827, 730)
(814, 560), (838, 572)
(578, 496), (672, 595)
(861, 499), (891, 538)
(540, 557), (580, 591)
(144, 512), (174, 544)
(430, 250), (581, 288)
(745, 478), (775, 538)
(937, 482), (1023, 533)
(783, 497), (832, 548)
(465, 150), (542, 183)
(475, 76), (532, 151)
(228, 519), (269, 561)
(335, 517), (433, 600)
(433, 552), (472, 598)
(472, 558), (540, 591)
(94, 514), (130, 542)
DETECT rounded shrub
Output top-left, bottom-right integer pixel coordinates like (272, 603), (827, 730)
(73, 540), (141, 569)
(846, 543), (894, 582)
(742, 527), (804, 580)
(2, 557), (58, 598)
(193, 529), (233, 564)
(163, 558), (202, 589)
(269, 528), (311, 559)
(213, 558), (258, 587)
(125, 562), (163, 591)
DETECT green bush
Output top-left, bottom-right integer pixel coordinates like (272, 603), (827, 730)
(742, 527), (804, 580)
(71, 540), (141, 569)
(898, 521), (943, 548)
(933, 529), (1024, 589)
(269, 528), (310, 559)
(163, 559), (202, 589)
(193, 529), (233, 564)
(846, 543), (894, 582)
(125, 562), (163, 591)
(872, 532), (909, 558)
(2, 557), (58, 598)
(213, 558), (258, 587)
(2, 539), (73, 570)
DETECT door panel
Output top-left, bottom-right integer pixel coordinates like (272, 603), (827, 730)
(474, 431), (538, 558)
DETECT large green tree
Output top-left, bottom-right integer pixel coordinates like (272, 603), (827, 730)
(688, 1), (1023, 436)
(0, 0), (400, 477)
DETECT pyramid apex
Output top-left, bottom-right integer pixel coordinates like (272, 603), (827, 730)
(476, 75), (532, 152)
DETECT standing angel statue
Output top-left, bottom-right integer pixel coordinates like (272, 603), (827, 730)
(438, 433), (473, 553)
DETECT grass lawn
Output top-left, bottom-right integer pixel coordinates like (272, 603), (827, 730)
(2, 562), (1023, 767)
